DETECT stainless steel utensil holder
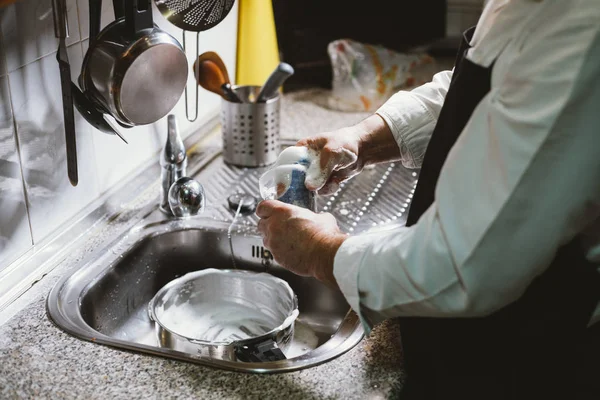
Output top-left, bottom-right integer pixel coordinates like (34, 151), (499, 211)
(221, 85), (280, 167)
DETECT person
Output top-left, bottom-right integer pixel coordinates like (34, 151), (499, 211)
(256, 0), (600, 398)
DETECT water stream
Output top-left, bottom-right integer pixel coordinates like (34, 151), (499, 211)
(227, 201), (243, 269)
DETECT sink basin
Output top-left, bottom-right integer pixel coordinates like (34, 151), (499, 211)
(47, 139), (417, 373)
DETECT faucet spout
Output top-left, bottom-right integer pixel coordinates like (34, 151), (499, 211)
(160, 115), (188, 214)
(162, 115), (186, 166)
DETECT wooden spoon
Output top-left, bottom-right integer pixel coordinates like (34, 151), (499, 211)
(193, 54), (242, 103)
(196, 51), (231, 81)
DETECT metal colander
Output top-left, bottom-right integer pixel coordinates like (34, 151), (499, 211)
(155, 0), (236, 32)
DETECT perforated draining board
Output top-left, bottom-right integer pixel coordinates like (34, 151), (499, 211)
(197, 151), (419, 235)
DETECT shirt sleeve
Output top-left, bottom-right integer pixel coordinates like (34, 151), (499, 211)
(334, 8), (600, 334)
(376, 69), (453, 169)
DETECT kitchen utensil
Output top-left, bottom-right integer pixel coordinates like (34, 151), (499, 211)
(67, 0), (127, 143)
(51, 0), (78, 186)
(168, 176), (205, 217)
(194, 59), (242, 103)
(71, 82), (128, 143)
(221, 82), (241, 103)
(154, 0), (236, 122)
(197, 51), (232, 82)
(155, 0), (235, 31)
(79, 0), (188, 127)
(255, 62), (294, 103)
(195, 51), (242, 102)
(89, 0), (101, 40)
(221, 85), (280, 167)
(112, 0), (124, 20)
(148, 268), (298, 362)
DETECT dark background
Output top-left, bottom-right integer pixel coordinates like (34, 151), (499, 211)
(272, 0), (448, 90)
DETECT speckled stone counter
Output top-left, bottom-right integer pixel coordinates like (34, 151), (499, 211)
(0, 89), (407, 400)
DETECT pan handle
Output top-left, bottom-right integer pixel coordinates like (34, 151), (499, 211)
(89, 0), (102, 40)
(124, 0), (153, 36)
(235, 339), (287, 363)
(112, 0), (124, 19)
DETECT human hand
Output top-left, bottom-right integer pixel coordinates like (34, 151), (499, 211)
(296, 127), (363, 196)
(297, 114), (400, 195)
(256, 200), (348, 288)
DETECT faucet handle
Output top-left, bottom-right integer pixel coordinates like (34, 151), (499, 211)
(168, 177), (205, 217)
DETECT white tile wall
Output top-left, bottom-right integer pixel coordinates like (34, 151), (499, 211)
(0, 0), (80, 72)
(8, 42), (100, 242)
(0, 0), (238, 267)
(0, 71), (33, 270)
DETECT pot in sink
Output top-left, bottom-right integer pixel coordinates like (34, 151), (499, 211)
(148, 268), (299, 362)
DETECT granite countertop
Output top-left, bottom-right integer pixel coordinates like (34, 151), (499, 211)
(0, 89), (407, 400)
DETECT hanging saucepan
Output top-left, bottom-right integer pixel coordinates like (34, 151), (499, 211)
(148, 269), (299, 362)
(78, 0), (188, 127)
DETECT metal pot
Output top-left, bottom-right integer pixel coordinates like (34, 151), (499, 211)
(79, 0), (188, 127)
(148, 269), (299, 362)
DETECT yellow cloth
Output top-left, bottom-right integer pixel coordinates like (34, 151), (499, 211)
(236, 0), (280, 86)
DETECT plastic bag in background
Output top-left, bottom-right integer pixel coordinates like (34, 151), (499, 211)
(327, 39), (438, 112)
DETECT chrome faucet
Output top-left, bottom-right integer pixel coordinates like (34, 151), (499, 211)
(160, 115), (204, 217)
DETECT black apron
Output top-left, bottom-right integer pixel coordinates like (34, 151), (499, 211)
(397, 27), (600, 399)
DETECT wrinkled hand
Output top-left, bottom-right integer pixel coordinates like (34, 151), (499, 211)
(256, 200), (348, 287)
(297, 115), (400, 196)
(297, 126), (364, 195)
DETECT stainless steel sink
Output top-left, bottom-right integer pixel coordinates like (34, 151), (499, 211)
(47, 138), (418, 373)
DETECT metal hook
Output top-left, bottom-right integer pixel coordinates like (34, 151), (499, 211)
(183, 31), (200, 123)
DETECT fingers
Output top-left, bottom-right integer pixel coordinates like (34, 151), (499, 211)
(306, 147), (358, 192)
(256, 200), (294, 249)
(256, 217), (267, 236)
(296, 136), (346, 191)
(296, 136), (326, 150)
(257, 199), (305, 217)
(255, 199), (278, 218)
(257, 219), (271, 249)
(256, 200), (311, 233)
(317, 168), (359, 195)
(317, 181), (340, 196)
(296, 133), (360, 192)
(256, 204), (273, 248)
(304, 148), (343, 191)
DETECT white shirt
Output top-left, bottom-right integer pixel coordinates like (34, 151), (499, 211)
(333, 0), (600, 334)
